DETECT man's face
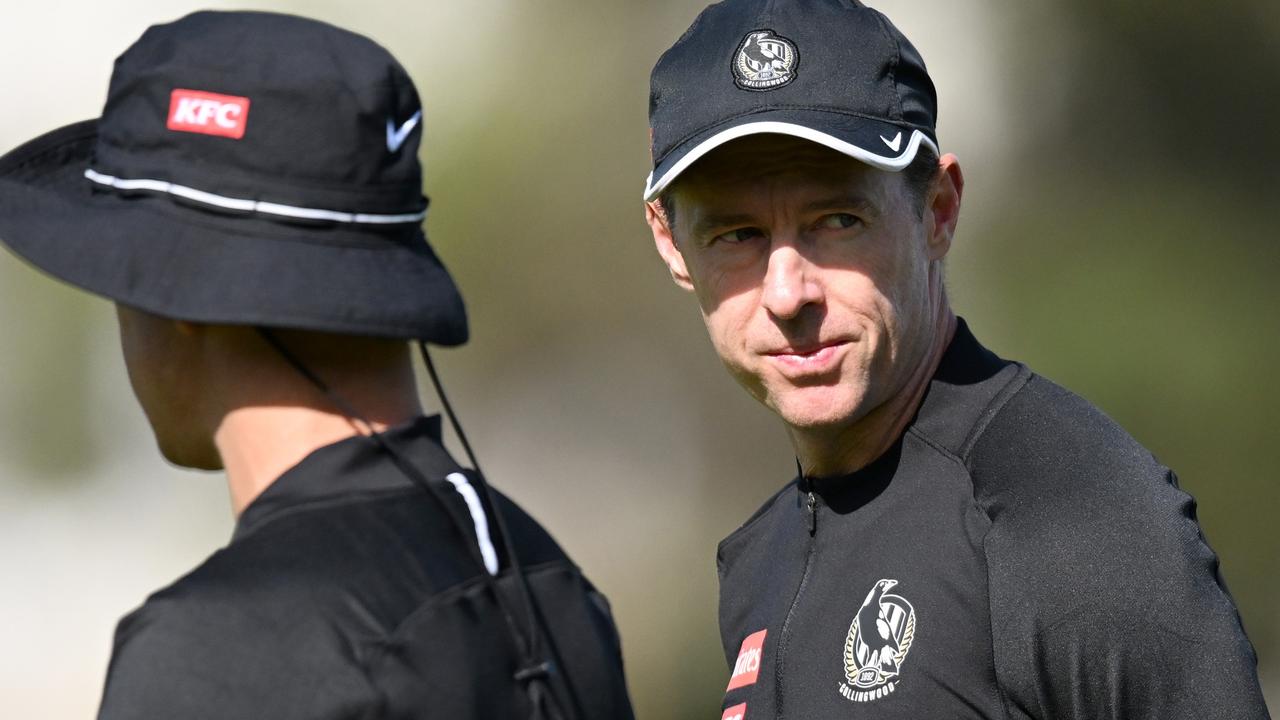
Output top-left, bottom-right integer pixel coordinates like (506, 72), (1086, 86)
(648, 135), (953, 436)
(116, 305), (220, 470)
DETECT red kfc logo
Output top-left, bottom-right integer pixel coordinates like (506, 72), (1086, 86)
(167, 89), (250, 139)
(726, 629), (767, 691)
(721, 703), (747, 720)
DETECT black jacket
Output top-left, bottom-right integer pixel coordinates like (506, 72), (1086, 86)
(717, 320), (1269, 719)
(98, 416), (634, 719)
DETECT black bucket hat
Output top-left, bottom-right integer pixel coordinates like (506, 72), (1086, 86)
(0, 11), (468, 344)
(645, 0), (940, 201)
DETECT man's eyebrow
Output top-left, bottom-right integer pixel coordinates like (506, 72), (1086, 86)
(686, 194), (878, 235)
(800, 194), (877, 215)
(689, 212), (759, 236)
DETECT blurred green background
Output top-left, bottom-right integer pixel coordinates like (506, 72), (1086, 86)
(0, 1), (1275, 717)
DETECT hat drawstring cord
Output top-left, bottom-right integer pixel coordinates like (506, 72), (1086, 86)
(253, 328), (579, 720)
(419, 341), (582, 720)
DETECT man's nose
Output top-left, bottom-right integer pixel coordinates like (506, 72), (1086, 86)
(761, 242), (822, 320)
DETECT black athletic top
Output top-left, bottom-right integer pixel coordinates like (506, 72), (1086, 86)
(716, 320), (1270, 720)
(98, 416), (634, 720)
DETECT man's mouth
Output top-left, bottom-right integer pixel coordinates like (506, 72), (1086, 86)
(764, 340), (850, 374)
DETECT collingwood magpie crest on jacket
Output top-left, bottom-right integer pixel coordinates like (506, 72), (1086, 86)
(841, 579), (916, 703)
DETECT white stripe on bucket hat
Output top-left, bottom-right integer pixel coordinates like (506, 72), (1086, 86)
(84, 168), (427, 225)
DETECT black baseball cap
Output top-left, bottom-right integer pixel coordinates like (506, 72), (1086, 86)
(0, 11), (468, 344)
(645, 0), (940, 201)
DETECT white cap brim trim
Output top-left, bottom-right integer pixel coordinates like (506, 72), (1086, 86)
(642, 122), (939, 202)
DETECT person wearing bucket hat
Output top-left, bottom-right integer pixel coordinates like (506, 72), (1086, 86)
(642, 1), (1270, 718)
(0, 11), (634, 720)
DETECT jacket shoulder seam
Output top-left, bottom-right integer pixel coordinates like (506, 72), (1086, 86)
(959, 363), (1034, 464)
(905, 429), (1015, 719)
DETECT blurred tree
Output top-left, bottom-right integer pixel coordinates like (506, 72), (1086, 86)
(0, 262), (102, 483)
(1053, 0), (1280, 192)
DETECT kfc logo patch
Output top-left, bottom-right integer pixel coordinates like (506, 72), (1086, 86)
(167, 89), (250, 139)
(726, 629), (767, 691)
(721, 702), (747, 720)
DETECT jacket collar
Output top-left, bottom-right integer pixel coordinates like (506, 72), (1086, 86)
(233, 415), (461, 541)
(907, 317), (1022, 457)
(805, 318), (1020, 506)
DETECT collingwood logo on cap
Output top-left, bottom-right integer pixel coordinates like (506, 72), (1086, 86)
(732, 29), (798, 91)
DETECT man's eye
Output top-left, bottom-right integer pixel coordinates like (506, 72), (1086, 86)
(712, 228), (765, 244)
(817, 213), (860, 230)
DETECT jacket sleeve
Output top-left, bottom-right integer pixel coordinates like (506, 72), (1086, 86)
(975, 379), (1270, 720)
(98, 592), (378, 720)
(993, 476), (1269, 719)
(97, 600), (239, 720)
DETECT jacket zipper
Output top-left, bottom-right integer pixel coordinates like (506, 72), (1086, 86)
(806, 491), (817, 535)
(774, 488), (820, 719)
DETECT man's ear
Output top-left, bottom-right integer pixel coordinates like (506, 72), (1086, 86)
(925, 153), (964, 262)
(645, 200), (695, 292)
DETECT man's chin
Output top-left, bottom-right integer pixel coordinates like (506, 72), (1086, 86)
(156, 438), (223, 471)
(768, 390), (867, 433)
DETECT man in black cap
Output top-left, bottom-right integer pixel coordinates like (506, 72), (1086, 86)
(0, 11), (633, 720)
(642, 1), (1270, 718)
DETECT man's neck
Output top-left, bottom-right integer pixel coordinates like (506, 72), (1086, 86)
(215, 404), (417, 516)
(793, 308), (956, 479)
